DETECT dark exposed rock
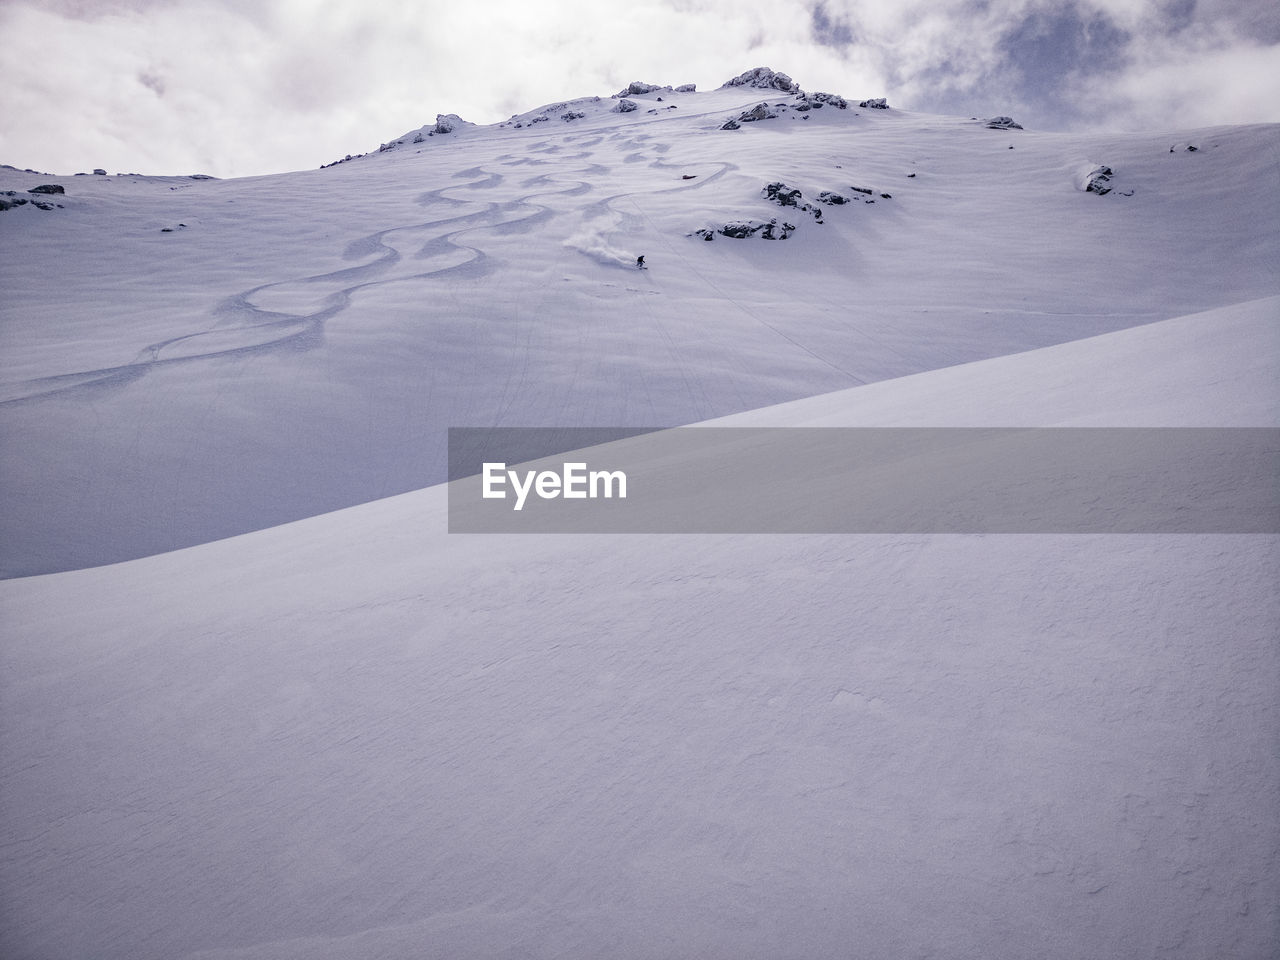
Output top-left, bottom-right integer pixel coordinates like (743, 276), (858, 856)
(93, 168), (107, 176)
(615, 81), (666, 97)
(29, 184), (64, 195)
(850, 186), (873, 195)
(613, 99), (639, 113)
(758, 219), (794, 239)
(720, 119), (740, 131)
(434, 113), (464, 134)
(985, 116), (1023, 129)
(1083, 165), (1114, 194)
(721, 221), (758, 239)
(859, 98), (888, 109)
(697, 218), (796, 240)
(561, 111), (586, 121)
(721, 67), (799, 94)
(675, 83), (696, 93)
(801, 91), (849, 109)
(763, 182), (802, 206)
(321, 152), (365, 168)
(816, 191), (848, 204)
(763, 182), (826, 221)
(738, 102), (775, 123)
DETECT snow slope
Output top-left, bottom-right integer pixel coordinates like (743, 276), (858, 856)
(2, 79), (1278, 575)
(1, 297), (1277, 960)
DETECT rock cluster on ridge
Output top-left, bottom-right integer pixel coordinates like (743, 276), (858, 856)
(721, 67), (800, 94)
(690, 177), (897, 240)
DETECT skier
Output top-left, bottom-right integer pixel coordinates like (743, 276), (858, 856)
(636, 255), (646, 269)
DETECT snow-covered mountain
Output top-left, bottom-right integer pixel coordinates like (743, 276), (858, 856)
(1, 69), (1277, 959)
(3, 68), (1277, 576)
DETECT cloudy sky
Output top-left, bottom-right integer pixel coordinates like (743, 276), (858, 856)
(3, 0), (1278, 179)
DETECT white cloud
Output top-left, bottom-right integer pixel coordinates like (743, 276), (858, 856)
(0, 0), (1275, 177)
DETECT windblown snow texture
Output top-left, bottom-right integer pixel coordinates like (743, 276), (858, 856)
(1, 70), (1277, 960)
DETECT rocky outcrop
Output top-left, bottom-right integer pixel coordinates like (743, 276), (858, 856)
(721, 67), (800, 94)
(1078, 164), (1130, 195)
(796, 92), (848, 111)
(859, 98), (888, 109)
(321, 153), (367, 168)
(1083, 165), (1113, 194)
(722, 102), (778, 129)
(763, 182), (803, 207)
(763, 182), (830, 221)
(1, 190), (62, 212)
(374, 113), (472, 153)
(434, 114), (464, 134)
(722, 87), (885, 126)
(693, 177), (876, 240)
(613, 81), (685, 98)
(28, 184), (64, 195)
(984, 116), (1023, 129)
(615, 81), (665, 97)
(613, 99), (639, 113)
(693, 218), (797, 241)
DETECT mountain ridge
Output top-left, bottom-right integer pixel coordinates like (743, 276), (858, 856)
(1, 72), (1277, 575)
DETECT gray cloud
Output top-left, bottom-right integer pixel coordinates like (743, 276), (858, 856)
(810, 2), (857, 49)
(138, 70), (166, 96)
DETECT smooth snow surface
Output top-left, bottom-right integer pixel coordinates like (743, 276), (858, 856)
(2, 87), (1278, 575)
(2, 80), (1278, 959)
(2, 298), (1278, 959)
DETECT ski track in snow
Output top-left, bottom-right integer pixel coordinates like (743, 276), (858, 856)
(0, 130), (744, 408)
(1, 88), (1277, 579)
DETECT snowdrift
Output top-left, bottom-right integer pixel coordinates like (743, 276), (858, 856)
(2, 298), (1277, 960)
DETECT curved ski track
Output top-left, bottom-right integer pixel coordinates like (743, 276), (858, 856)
(0, 129), (734, 407)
